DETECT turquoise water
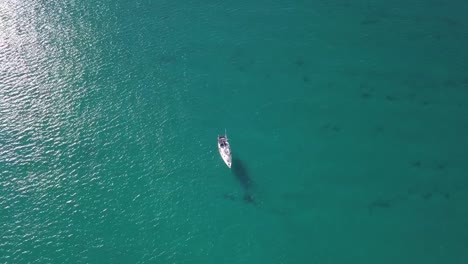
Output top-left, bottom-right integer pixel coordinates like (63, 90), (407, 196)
(1, 0), (468, 263)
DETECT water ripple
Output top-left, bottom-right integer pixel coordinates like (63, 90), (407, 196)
(2, 0), (222, 262)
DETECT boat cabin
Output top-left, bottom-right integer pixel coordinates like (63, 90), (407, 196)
(218, 136), (228, 147)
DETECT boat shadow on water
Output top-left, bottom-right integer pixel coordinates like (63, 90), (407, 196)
(230, 157), (256, 205)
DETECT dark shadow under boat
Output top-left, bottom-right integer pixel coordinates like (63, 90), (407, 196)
(231, 157), (255, 204)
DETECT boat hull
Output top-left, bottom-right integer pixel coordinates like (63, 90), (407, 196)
(218, 145), (232, 168)
(218, 136), (232, 168)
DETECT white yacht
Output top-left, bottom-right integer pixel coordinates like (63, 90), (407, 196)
(217, 131), (232, 168)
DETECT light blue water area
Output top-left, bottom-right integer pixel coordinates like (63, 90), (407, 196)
(1, 0), (468, 263)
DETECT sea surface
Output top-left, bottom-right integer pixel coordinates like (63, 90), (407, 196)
(1, 0), (468, 263)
